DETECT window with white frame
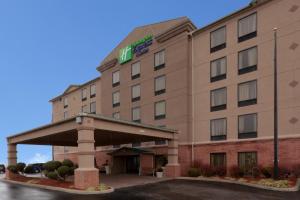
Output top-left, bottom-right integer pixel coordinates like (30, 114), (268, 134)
(63, 97), (68, 108)
(112, 112), (120, 120)
(210, 118), (227, 140)
(155, 101), (166, 120)
(211, 87), (227, 111)
(90, 84), (96, 98)
(112, 91), (120, 107)
(81, 105), (88, 113)
(131, 84), (141, 102)
(112, 70), (120, 86)
(210, 26), (226, 52)
(238, 13), (257, 42)
(81, 88), (87, 101)
(238, 46), (257, 74)
(132, 107), (141, 123)
(238, 113), (257, 138)
(131, 62), (140, 79)
(155, 75), (166, 95)
(63, 111), (68, 119)
(238, 80), (257, 106)
(211, 57), (226, 82)
(154, 50), (165, 69)
(90, 102), (96, 114)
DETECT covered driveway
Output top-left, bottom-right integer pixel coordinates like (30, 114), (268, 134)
(6, 113), (180, 189)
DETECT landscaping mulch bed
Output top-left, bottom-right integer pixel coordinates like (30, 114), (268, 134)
(7, 175), (78, 190)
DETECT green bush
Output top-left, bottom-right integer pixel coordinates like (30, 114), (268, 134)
(57, 166), (70, 180)
(261, 166), (273, 178)
(16, 163), (26, 173)
(24, 165), (34, 174)
(200, 164), (215, 177)
(62, 159), (74, 168)
(252, 166), (260, 178)
(7, 165), (18, 174)
(69, 166), (76, 176)
(229, 165), (244, 178)
(43, 161), (62, 172)
(47, 171), (58, 180)
(188, 168), (201, 177)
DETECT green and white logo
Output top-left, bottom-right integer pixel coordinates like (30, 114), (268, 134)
(119, 45), (133, 64)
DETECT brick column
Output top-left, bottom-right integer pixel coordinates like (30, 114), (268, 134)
(165, 138), (181, 177)
(6, 143), (17, 179)
(74, 127), (99, 189)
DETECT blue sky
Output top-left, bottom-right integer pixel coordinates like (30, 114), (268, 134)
(0, 0), (250, 165)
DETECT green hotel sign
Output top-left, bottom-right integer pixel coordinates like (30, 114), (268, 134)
(119, 35), (153, 64)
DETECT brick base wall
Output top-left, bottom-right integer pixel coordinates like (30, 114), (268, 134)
(53, 137), (300, 176)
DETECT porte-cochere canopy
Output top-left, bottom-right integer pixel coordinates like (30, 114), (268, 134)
(6, 113), (180, 189)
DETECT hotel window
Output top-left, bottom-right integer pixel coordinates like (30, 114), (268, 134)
(210, 26), (226, 53)
(238, 80), (257, 107)
(90, 102), (96, 114)
(238, 152), (257, 175)
(155, 75), (166, 96)
(112, 112), (120, 120)
(211, 57), (226, 82)
(238, 13), (257, 42)
(81, 105), (88, 113)
(154, 50), (165, 70)
(63, 97), (68, 108)
(112, 70), (120, 87)
(211, 87), (227, 111)
(131, 84), (141, 102)
(112, 91), (120, 107)
(63, 111), (68, 119)
(81, 88), (87, 101)
(155, 100), (166, 120)
(238, 113), (257, 139)
(155, 140), (167, 145)
(210, 118), (227, 141)
(131, 62), (140, 80)
(132, 107), (141, 123)
(90, 84), (96, 98)
(132, 142), (141, 147)
(238, 46), (257, 74)
(210, 153), (226, 168)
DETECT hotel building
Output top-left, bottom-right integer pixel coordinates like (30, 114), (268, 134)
(6, 0), (300, 188)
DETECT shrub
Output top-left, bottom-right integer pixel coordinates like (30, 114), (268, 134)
(261, 166), (273, 178)
(279, 166), (291, 179)
(291, 164), (300, 178)
(43, 161), (61, 172)
(47, 171), (58, 180)
(214, 166), (227, 177)
(156, 167), (163, 172)
(7, 165), (18, 174)
(229, 165), (244, 178)
(16, 163), (26, 173)
(57, 166), (70, 180)
(200, 164), (215, 177)
(188, 168), (201, 177)
(69, 166), (76, 176)
(24, 165), (34, 174)
(62, 159), (74, 168)
(252, 166), (260, 178)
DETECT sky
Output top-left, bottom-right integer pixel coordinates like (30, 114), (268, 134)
(0, 0), (250, 165)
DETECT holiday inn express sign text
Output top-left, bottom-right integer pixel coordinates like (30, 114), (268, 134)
(119, 35), (153, 64)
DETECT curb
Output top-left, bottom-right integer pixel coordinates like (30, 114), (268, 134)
(176, 177), (300, 192)
(0, 179), (114, 195)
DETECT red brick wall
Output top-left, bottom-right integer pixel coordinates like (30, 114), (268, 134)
(179, 137), (300, 175)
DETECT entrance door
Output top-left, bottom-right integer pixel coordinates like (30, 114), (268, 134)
(126, 156), (140, 174)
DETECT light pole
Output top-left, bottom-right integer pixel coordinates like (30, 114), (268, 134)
(273, 27), (279, 180)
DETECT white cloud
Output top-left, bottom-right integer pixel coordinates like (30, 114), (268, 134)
(27, 153), (50, 164)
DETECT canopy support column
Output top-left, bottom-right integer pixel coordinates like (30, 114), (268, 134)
(74, 126), (99, 189)
(165, 136), (180, 177)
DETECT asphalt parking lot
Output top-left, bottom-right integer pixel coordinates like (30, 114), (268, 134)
(0, 179), (299, 200)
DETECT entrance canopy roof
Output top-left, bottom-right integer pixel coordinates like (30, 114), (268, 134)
(7, 113), (177, 147)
